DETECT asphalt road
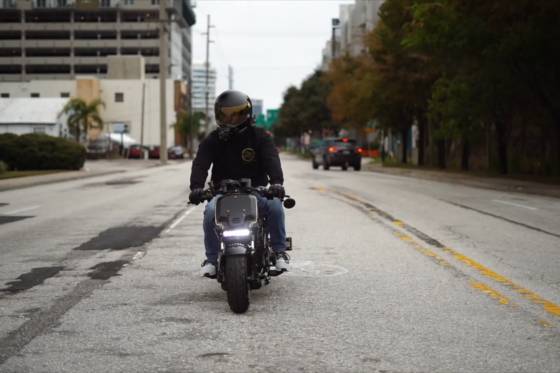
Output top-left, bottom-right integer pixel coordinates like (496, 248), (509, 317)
(0, 155), (559, 373)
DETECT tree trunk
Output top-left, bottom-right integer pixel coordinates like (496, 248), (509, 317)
(437, 139), (446, 169)
(461, 137), (470, 171)
(495, 119), (509, 174)
(401, 127), (408, 164)
(75, 122), (81, 143)
(417, 114), (427, 166)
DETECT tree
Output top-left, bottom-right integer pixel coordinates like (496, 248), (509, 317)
(61, 98), (105, 143)
(365, 0), (437, 164)
(175, 110), (205, 158)
(407, 0), (560, 174)
(276, 70), (338, 138)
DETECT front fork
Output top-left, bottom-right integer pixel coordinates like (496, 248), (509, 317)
(217, 230), (272, 289)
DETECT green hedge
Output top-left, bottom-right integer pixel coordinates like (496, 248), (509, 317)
(0, 133), (86, 171)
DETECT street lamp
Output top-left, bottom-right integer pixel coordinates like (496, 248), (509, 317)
(331, 18), (340, 60)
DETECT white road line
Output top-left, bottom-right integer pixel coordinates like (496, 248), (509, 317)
(165, 206), (197, 234)
(492, 199), (537, 211)
(3, 205), (41, 215)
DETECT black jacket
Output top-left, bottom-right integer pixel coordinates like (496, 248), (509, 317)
(189, 126), (284, 190)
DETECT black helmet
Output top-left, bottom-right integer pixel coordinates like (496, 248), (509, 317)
(214, 90), (252, 129)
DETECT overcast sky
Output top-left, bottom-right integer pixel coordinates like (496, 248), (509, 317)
(192, 0), (354, 111)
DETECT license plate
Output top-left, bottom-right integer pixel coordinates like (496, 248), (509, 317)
(343, 150), (350, 155)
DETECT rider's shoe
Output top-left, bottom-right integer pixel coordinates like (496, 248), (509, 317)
(270, 251), (290, 275)
(200, 260), (216, 278)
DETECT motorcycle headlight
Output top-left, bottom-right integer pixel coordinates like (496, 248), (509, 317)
(223, 228), (251, 238)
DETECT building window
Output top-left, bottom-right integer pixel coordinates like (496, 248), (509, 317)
(56, 0), (67, 7)
(2, 0), (16, 9)
(33, 127), (46, 134)
(35, 0), (46, 8)
(151, 0), (159, 4)
(115, 92), (124, 102)
(60, 92), (70, 98)
(124, 0), (134, 5)
(31, 93), (40, 98)
(100, 0), (110, 7)
(1, 93), (9, 98)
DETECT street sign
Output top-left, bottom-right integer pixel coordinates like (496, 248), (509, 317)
(266, 109), (278, 128)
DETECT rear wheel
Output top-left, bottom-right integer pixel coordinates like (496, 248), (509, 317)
(354, 162), (361, 171)
(225, 256), (249, 313)
(342, 164), (348, 171)
(323, 158), (330, 170)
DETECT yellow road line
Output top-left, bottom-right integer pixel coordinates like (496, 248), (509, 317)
(393, 232), (511, 307)
(327, 188), (560, 320)
(470, 280), (510, 305)
(443, 246), (560, 317)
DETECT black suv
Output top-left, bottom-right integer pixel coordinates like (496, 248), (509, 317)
(310, 138), (362, 171)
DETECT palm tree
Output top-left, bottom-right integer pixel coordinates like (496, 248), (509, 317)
(61, 98), (105, 143)
(175, 110), (204, 158)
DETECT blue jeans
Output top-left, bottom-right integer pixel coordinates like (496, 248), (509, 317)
(203, 195), (286, 264)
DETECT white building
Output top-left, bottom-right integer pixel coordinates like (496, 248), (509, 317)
(321, 0), (383, 70)
(0, 77), (183, 146)
(0, 98), (69, 136)
(191, 63), (216, 116)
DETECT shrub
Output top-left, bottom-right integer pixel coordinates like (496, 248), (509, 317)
(0, 133), (86, 171)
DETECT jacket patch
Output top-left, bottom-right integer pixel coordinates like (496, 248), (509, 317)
(241, 147), (256, 162)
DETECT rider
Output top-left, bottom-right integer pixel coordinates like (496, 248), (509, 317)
(188, 90), (290, 278)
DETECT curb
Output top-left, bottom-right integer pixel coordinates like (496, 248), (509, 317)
(0, 170), (126, 192)
(363, 164), (560, 199)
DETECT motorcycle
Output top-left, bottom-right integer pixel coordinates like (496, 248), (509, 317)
(198, 179), (296, 314)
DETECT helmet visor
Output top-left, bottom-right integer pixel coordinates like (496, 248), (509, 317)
(216, 102), (251, 128)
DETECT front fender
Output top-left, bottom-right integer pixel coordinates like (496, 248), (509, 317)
(224, 243), (249, 256)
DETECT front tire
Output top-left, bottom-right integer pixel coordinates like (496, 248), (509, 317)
(312, 159), (319, 169)
(323, 158), (330, 170)
(225, 256), (249, 314)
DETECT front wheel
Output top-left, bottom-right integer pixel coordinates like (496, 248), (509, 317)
(225, 256), (249, 313)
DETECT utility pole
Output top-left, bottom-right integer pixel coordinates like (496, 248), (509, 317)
(140, 81), (146, 147)
(203, 14), (214, 134)
(159, 0), (168, 163)
(228, 65), (234, 90)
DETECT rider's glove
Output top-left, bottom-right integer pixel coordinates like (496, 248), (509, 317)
(268, 184), (285, 199)
(189, 188), (206, 205)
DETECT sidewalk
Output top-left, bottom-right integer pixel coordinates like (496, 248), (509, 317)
(0, 159), (170, 192)
(364, 161), (560, 199)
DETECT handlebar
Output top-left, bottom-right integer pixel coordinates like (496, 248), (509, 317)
(190, 183), (296, 209)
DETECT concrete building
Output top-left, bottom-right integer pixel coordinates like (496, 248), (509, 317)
(0, 98), (69, 136)
(0, 0), (196, 82)
(191, 62), (216, 119)
(321, 0), (383, 70)
(0, 76), (186, 146)
(252, 99), (263, 118)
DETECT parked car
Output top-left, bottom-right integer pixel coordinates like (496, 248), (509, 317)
(128, 144), (148, 159)
(168, 145), (186, 159)
(310, 138), (363, 171)
(148, 145), (160, 159)
(86, 138), (111, 159)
